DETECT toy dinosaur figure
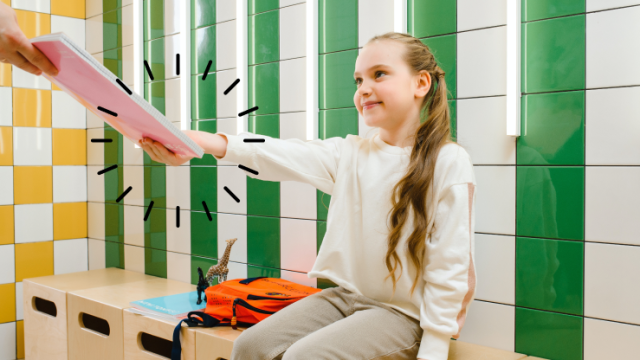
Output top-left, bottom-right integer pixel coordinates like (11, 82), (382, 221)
(206, 238), (238, 285)
(196, 267), (208, 305)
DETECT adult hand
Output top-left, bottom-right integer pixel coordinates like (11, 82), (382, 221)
(0, 2), (58, 76)
(137, 130), (209, 166)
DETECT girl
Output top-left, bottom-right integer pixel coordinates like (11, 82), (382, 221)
(139, 32), (477, 360)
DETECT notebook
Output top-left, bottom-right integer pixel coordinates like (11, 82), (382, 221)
(31, 32), (204, 158)
(130, 291), (206, 321)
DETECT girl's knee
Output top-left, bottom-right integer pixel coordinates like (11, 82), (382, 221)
(231, 326), (285, 360)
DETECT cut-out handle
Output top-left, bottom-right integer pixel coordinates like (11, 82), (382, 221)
(79, 313), (110, 336)
(33, 297), (57, 317)
(139, 332), (172, 358)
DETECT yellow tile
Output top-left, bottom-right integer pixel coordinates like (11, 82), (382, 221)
(14, 166), (53, 204)
(17, 320), (24, 359)
(16, 241), (54, 282)
(0, 63), (10, 87)
(12, 88), (52, 127)
(0, 283), (16, 323)
(52, 129), (86, 165)
(0, 206), (14, 245)
(53, 202), (87, 240)
(52, 83), (61, 91)
(51, 0), (85, 19)
(14, 10), (51, 39)
(0, 0), (9, 6)
(0, 126), (12, 165)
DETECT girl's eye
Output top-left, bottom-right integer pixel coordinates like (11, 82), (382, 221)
(354, 71), (385, 85)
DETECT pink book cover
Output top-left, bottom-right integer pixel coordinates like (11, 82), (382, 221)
(31, 32), (204, 158)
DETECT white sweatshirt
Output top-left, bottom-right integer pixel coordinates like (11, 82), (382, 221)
(213, 130), (477, 360)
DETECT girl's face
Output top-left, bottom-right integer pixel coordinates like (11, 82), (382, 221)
(353, 40), (431, 132)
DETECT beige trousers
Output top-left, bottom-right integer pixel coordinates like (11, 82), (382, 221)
(230, 285), (423, 360)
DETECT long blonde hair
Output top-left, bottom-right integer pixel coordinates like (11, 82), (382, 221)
(368, 32), (453, 299)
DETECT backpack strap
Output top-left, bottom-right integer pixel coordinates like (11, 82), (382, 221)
(171, 311), (229, 360)
(239, 276), (268, 284)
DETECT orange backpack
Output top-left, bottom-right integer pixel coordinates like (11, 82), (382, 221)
(171, 277), (322, 360)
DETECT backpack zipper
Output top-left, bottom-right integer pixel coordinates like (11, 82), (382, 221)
(247, 294), (292, 301)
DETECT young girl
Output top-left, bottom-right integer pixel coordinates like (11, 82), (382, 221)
(139, 32), (477, 360)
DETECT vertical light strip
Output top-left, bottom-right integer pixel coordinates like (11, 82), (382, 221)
(236, 0), (248, 135)
(180, 0), (190, 130)
(393, 0), (407, 34)
(306, 0), (318, 140)
(506, 0), (521, 136)
(133, 0), (143, 148)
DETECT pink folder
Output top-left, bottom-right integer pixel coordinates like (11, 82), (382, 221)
(31, 32), (204, 158)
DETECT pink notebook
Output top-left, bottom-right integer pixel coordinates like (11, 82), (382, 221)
(31, 32), (204, 158)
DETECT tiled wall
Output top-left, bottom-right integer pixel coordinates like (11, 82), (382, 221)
(0, 0), (87, 358)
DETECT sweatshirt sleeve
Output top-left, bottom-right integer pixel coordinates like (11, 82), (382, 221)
(417, 159), (477, 360)
(212, 131), (343, 195)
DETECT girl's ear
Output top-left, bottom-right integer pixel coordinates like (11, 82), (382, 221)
(415, 70), (431, 98)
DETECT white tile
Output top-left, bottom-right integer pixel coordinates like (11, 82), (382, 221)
(281, 181), (316, 220)
(124, 244), (145, 274)
(0, 87), (11, 126)
(280, 3), (306, 60)
(122, 5), (134, 47)
(217, 166), (247, 214)
(456, 300), (516, 352)
(86, 0), (102, 18)
(15, 282), (23, 321)
(0, 245), (15, 284)
(166, 165), (190, 209)
(281, 269), (316, 288)
(280, 218), (316, 272)
(586, 87), (640, 165)
(474, 234), (514, 304)
(11, 0), (50, 13)
(218, 213), (247, 263)
(87, 165), (105, 202)
(587, 6), (640, 88)
(54, 238), (88, 275)
(166, 207), (191, 254)
(88, 238), (106, 270)
(92, 52), (104, 66)
(12, 66), (51, 90)
(474, 166), (515, 235)
(87, 107), (104, 128)
(85, 14), (103, 55)
(53, 166), (87, 203)
(165, 78), (181, 122)
(164, 34), (183, 80)
(457, 96), (515, 165)
(358, 112), (378, 139)
(123, 135), (144, 165)
(52, 90), (86, 128)
(585, 242), (640, 324)
(123, 45), (134, 86)
(123, 0), (132, 6)
(124, 205), (144, 246)
(457, 26), (507, 98)
(123, 166), (144, 206)
(280, 58), (306, 113)
(457, 0), (506, 32)
(14, 204), (53, 243)
(216, 20), (236, 71)
(0, 322), (16, 360)
(217, 0), (236, 22)
(13, 127), (52, 166)
(585, 167), (640, 246)
(88, 202), (105, 240)
(167, 251), (191, 283)
(587, 0), (640, 12)
(0, 167), (12, 205)
(164, 0), (182, 36)
(357, 0), (395, 47)
(279, 112), (306, 140)
(51, 15), (85, 50)
(217, 69), (237, 118)
(584, 317), (640, 360)
(87, 129), (104, 166)
(227, 260), (247, 281)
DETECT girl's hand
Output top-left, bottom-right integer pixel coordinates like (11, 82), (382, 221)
(138, 129), (205, 166)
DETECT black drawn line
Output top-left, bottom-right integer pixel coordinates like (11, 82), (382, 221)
(238, 106), (258, 117)
(91, 138), (113, 143)
(224, 186), (240, 203)
(176, 54), (180, 76)
(202, 201), (213, 221)
(243, 138), (265, 143)
(144, 201), (154, 221)
(116, 78), (132, 95)
(176, 206), (180, 228)
(97, 164), (117, 175)
(202, 60), (213, 80)
(224, 78), (240, 95)
(98, 106), (117, 117)
(115, 186), (132, 203)
(238, 164), (259, 176)
(144, 60), (154, 80)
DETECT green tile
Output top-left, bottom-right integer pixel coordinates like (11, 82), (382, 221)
(103, 8), (122, 51)
(516, 237), (584, 315)
(247, 264), (280, 278)
(249, 114), (279, 138)
(105, 241), (124, 269)
(105, 204), (124, 243)
(515, 307), (583, 360)
(191, 73), (217, 120)
(318, 0), (358, 54)
(317, 278), (338, 289)
(247, 216), (280, 269)
(317, 190), (330, 221)
(421, 34), (456, 99)
(191, 255), (218, 285)
(192, 25), (216, 75)
(516, 166), (584, 241)
(248, 10), (279, 65)
(103, 0), (122, 13)
(522, 15), (586, 94)
(317, 220), (326, 254)
(144, 0), (164, 41)
(518, 91), (585, 165)
(318, 108), (358, 139)
(247, 177), (280, 217)
(192, 0), (216, 29)
(191, 211), (218, 258)
(103, 126), (123, 163)
(190, 166), (217, 212)
(145, 81), (166, 117)
(145, 38), (165, 82)
(249, 62), (279, 115)
(104, 48), (123, 78)
(190, 120), (217, 165)
(144, 207), (166, 250)
(145, 248), (167, 278)
(248, 0), (279, 15)
(523, 0), (585, 22)
(408, 0), (456, 38)
(319, 50), (358, 110)
(104, 165), (123, 203)
(144, 165), (166, 208)
(449, 100), (457, 142)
